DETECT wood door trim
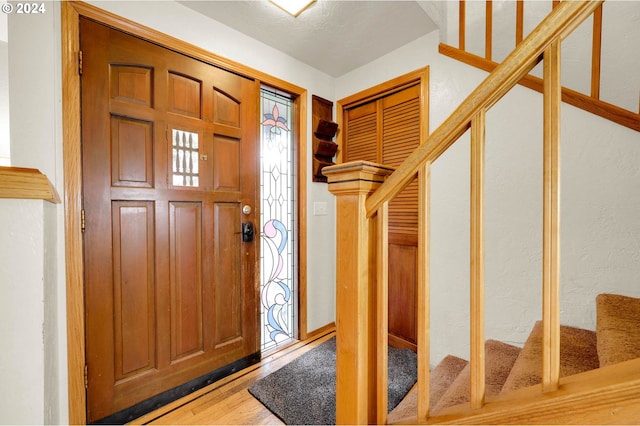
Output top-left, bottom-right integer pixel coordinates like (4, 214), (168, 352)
(337, 67), (430, 111)
(62, 2), (307, 423)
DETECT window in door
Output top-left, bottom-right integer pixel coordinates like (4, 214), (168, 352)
(260, 86), (297, 352)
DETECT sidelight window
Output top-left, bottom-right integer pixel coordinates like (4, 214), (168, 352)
(259, 87), (297, 352)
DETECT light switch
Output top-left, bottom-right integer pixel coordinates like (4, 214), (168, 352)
(313, 201), (328, 216)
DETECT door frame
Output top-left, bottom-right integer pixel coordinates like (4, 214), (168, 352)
(61, 3), (308, 422)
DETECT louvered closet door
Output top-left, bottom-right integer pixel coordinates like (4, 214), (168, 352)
(382, 87), (420, 236)
(343, 84), (421, 350)
(344, 101), (378, 163)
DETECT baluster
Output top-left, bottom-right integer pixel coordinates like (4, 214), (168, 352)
(591, 4), (603, 100)
(459, 0), (466, 51)
(516, 0), (524, 46)
(485, 1), (493, 61)
(470, 109), (486, 409)
(376, 201), (389, 425)
(542, 39), (561, 393)
(417, 163), (431, 421)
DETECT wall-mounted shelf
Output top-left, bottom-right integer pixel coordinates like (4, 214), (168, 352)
(312, 95), (338, 183)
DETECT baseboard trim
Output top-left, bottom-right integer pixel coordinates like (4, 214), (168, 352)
(307, 322), (336, 339)
(389, 333), (417, 352)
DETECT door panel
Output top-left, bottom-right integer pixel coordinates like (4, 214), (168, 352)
(213, 202), (243, 346)
(214, 136), (241, 190)
(81, 18), (259, 422)
(168, 72), (202, 118)
(344, 101), (378, 163)
(169, 201), (204, 361)
(111, 116), (154, 187)
(110, 65), (153, 107)
(112, 201), (156, 382)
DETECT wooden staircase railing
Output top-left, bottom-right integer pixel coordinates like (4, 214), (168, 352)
(324, 1), (607, 424)
(440, 1), (640, 133)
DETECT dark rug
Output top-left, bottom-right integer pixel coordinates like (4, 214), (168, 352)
(248, 337), (417, 425)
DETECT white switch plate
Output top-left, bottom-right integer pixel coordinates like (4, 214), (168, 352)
(313, 201), (328, 216)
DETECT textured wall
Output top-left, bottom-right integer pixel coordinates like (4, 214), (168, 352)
(0, 199), (46, 425)
(5, 3), (65, 423)
(0, 14), (8, 165)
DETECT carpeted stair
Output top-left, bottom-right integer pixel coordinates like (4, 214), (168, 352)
(389, 292), (640, 420)
(501, 321), (599, 392)
(388, 355), (468, 422)
(433, 340), (521, 412)
(596, 293), (640, 367)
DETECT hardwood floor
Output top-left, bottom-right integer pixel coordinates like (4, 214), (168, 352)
(129, 328), (336, 425)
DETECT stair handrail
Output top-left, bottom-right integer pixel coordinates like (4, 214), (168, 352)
(365, 0), (602, 218)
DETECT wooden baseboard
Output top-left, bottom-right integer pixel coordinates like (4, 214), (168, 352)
(306, 322), (336, 339)
(389, 334), (417, 352)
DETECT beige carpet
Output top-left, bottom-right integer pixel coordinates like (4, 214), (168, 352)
(501, 321), (600, 393)
(429, 354), (469, 407)
(596, 293), (640, 366)
(388, 354), (467, 422)
(433, 340), (521, 413)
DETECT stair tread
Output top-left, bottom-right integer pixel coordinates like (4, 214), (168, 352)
(430, 354), (470, 407)
(388, 354), (468, 422)
(501, 321), (599, 393)
(432, 340), (521, 414)
(597, 293), (640, 367)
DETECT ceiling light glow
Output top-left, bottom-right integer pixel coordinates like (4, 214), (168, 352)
(269, 0), (315, 17)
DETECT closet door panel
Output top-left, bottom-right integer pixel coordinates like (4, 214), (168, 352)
(342, 82), (423, 349)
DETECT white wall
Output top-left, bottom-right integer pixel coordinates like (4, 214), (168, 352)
(0, 199), (57, 424)
(0, 12), (9, 166)
(336, 26), (640, 365)
(4, 3), (66, 424)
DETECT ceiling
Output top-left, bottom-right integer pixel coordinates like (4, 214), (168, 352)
(180, 1), (440, 77)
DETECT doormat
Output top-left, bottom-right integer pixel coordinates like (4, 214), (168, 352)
(248, 337), (417, 425)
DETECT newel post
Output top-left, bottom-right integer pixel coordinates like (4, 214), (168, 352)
(324, 161), (395, 425)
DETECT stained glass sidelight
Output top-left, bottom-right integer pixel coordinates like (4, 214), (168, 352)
(260, 87), (297, 352)
(171, 129), (199, 187)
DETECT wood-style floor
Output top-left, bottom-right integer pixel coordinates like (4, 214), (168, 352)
(129, 328), (336, 425)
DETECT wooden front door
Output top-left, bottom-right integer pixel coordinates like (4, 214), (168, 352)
(80, 18), (259, 422)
